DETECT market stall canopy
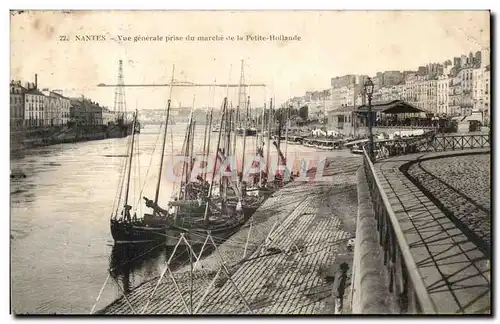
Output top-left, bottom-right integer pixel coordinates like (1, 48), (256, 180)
(356, 100), (425, 114)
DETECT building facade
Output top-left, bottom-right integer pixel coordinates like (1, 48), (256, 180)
(302, 48), (491, 124)
(480, 66), (490, 121)
(448, 74), (462, 116)
(458, 67), (474, 116)
(10, 80), (26, 128)
(330, 75), (357, 89)
(50, 91), (71, 126)
(382, 71), (405, 87)
(472, 66), (484, 111)
(42, 89), (59, 126)
(102, 107), (117, 125)
(424, 78), (438, 114)
(484, 67), (490, 119)
(437, 75), (449, 115)
(377, 84), (404, 102)
(404, 73), (418, 107)
(90, 102), (103, 125)
(70, 99), (89, 125)
(24, 86), (45, 127)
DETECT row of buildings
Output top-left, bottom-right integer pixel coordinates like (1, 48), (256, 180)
(289, 47), (491, 119)
(10, 75), (124, 129)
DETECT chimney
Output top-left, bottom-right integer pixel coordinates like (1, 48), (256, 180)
(35, 74), (38, 89)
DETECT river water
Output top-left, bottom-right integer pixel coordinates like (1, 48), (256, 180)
(10, 124), (355, 314)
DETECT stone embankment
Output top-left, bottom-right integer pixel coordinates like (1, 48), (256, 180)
(10, 123), (132, 155)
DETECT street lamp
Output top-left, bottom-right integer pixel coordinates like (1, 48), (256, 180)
(364, 77), (375, 161)
(479, 98), (484, 125)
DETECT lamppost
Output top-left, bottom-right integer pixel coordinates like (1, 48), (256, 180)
(479, 98), (484, 125)
(364, 77), (375, 161)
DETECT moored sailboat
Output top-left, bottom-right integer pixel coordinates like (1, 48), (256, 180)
(109, 69), (268, 247)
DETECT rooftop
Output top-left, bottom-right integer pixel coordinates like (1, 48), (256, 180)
(25, 88), (45, 96)
(356, 99), (425, 114)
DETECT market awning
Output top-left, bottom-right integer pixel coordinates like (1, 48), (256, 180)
(356, 100), (425, 114)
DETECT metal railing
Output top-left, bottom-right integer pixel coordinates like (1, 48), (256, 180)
(361, 132), (490, 313)
(362, 146), (437, 314)
(371, 132), (490, 161)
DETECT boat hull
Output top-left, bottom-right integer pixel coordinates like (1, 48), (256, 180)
(110, 220), (168, 243)
(164, 205), (258, 246)
(110, 205), (257, 245)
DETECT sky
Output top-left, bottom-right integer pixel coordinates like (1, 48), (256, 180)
(10, 10), (490, 110)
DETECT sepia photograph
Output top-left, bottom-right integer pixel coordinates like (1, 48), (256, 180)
(9, 10), (491, 315)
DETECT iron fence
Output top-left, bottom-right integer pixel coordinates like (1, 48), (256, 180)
(371, 133), (490, 161)
(362, 147), (437, 314)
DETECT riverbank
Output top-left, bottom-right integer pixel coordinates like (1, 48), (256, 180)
(96, 155), (362, 315)
(10, 123), (134, 156)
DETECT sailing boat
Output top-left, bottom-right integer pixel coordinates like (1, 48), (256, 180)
(142, 96), (263, 247)
(110, 88), (264, 246)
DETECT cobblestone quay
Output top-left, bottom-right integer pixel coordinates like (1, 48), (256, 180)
(98, 156), (362, 315)
(405, 153), (491, 252)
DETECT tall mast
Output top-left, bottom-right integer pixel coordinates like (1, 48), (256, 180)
(232, 107), (237, 157)
(224, 106), (232, 199)
(234, 60), (246, 158)
(237, 60), (245, 129)
(189, 120), (196, 182)
(204, 106), (214, 182)
(265, 98), (272, 182)
(179, 96), (196, 200)
(223, 67), (231, 155)
(183, 120), (192, 198)
(276, 105), (283, 175)
(187, 95), (196, 187)
(203, 79), (217, 177)
(203, 97), (227, 222)
(286, 82), (291, 159)
(201, 108), (209, 176)
(261, 103), (266, 137)
(123, 110), (138, 207)
(258, 102), (266, 187)
(277, 106), (282, 154)
(284, 104), (290, 161)
(240, 96), (250, 184)
(153, 65), (175, 208)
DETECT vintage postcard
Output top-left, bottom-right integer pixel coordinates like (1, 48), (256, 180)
(10, 10), (491, 315)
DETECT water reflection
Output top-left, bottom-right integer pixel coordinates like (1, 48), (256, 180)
(108, 239), (221, 295)
(108, 241), (210, 294)
(109, 242), (166, 294)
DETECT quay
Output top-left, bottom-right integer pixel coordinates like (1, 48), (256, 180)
(97, 156), (362, 314)
(95, 132), (490, 315)
(10, 123), (135, 155)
